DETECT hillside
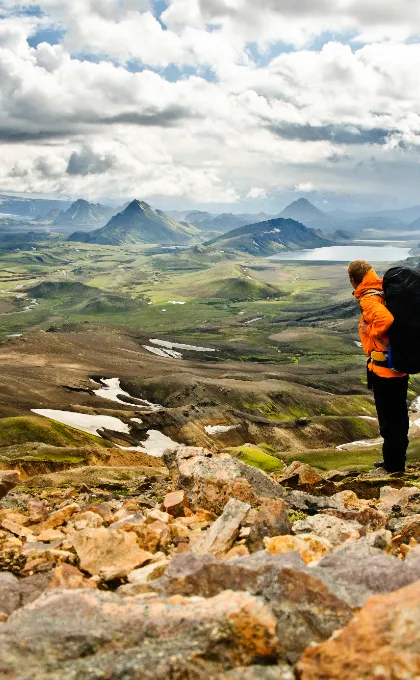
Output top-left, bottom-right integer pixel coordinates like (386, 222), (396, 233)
(53, 199), (115, 231)
(27, 281), (144, 314)
(205, 217), (333, 255)
(68, 200), (199, 246)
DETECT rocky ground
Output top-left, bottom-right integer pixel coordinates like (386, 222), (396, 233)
(2, 445), (420, 679)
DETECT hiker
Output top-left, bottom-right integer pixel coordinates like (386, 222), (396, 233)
(348, 259), (409, 474)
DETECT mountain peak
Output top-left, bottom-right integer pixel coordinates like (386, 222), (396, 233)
(279, 197), (330, 224)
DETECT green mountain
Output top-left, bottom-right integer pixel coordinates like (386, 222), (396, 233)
(27, 281), (143, 313)
(68, 200), (199, 246)
(205, 217), (333, 255)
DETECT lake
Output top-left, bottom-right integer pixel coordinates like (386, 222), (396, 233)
(268, 244), (412, 262)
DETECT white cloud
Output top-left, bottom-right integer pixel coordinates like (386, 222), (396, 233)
(246, 187), (267, 199)
(2, 3), (420, 207)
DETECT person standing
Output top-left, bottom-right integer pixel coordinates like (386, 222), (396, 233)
(348, 259), (409, 474)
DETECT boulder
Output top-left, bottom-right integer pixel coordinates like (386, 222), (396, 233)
(192, 498), (251, 558)
(277, 463), (336, 496)
(0, 471), (20, 500)
(152, 550), (353, 663)
(164, 446), (284, 513)
(246, 498), (292, 552)
(0, 589), (280, 679)
(312, 541), (420, 608)
(27, 500), (48, 523)
(297, 580), (420, 679)
(72, 527), (152, 580)
(293, 514), (363, 546)
(0, 573), (21, 620)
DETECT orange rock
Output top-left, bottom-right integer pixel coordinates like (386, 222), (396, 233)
(264, 534), (333, 565)
(163, 490), (189, 518)
(33, 503), (80, 534)
(72, 527), (152, 580)
(49, 564), (98, 590)
(297, 580), (420, 679)
(1, 519), (33, 538)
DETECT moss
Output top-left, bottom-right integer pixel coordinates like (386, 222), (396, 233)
(224, 444), (284, 473)
(288, 509), (307, 523)
(0, 416), (111, 449)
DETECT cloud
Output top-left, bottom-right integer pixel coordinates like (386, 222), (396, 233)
(66, 146), (117, 175)
(246, 187), (267, 199)
(2, 5), (420, 208)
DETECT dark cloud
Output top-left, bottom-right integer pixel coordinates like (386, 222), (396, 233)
(0, 128), (70, 143)
(268, 122), (396, 145)
(66, 146), (116, 176)
(101, 105), (197, 127)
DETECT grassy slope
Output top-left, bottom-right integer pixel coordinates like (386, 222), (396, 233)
(0, 416), (111, 448)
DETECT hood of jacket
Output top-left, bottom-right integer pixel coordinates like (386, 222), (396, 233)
(353, 268), (383, 300)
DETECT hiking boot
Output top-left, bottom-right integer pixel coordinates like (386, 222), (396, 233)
(373, 460), (385, 468)
(387, 470), (406, 477)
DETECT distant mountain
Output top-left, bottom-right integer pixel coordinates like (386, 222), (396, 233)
(205, 217), (333, 255)
(374, 206), (420, 224)
(338, 215), (406, 233)
(0, 194), (71, 218)
(191, 212), (272, 235)
(68, 200), (199, 246)
(406, 217), (420, 231)
(53, 199), (115, 231)
(278, 198), (333, 225)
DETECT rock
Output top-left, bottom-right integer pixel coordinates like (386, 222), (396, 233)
(377, 485), (420, 517)
(0, 470), (20, 500)
(145, 508), (170, 524)
(246, 498), (291, 552)
(297, 580), (420, 679)
(312, 541), (420, 608)
(36, 529), (65, 542)
(0, 573), (21, 620)
(219, 665), (294, 679)
(72, 527), (152, 580)
(192, 498), (251, 558)
(153, 551), (353, 663)
(293, 514), (363, 546)
(163, 490), (189, 517)
(73, 510), (103, 530)
(0, 589), (280, 679)
(87, 502), (114, 523)
(27, 500), (48, 523)
(48, 564), (98, 590)
(388, 514), (420, 547)
(33, 503), (80, 534)
(119, 558), (170, 593)
(135, 520), (171, 553)
(1, 518), (33, 538)
(324, 505), (386, 531)
(264, 534), (333, 564)
(278, 463), (336, 496)
(164, 446), (284, 513)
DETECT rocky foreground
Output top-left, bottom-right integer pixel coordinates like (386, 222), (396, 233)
(2, 448), (420, 679)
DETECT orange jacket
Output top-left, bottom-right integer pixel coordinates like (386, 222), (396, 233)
(353, 269), (406, 378)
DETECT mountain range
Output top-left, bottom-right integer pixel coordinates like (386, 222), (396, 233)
(68, 200), (199, 246)
(52, 199), (115, 231)
(206, 217), (332, 255)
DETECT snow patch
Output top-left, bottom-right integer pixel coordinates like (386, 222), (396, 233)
(205, 425), (240, 435)
(93, 378), (162, 410)
(32, 410), (130, 437)
(149, 339), (216, 352)
(143, 345), (182, 359)
(337, 437), (383, 451)
(118, 430), (179, 457)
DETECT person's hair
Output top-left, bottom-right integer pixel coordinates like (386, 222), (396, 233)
(348, 260), (373, 285)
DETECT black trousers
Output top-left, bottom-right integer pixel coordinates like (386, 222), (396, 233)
(370, 371), (409, 472)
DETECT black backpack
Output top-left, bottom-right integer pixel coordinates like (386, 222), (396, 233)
(383, 266), (420, 374)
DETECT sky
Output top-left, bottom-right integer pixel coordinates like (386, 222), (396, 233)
(1, 0), (420, 212)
